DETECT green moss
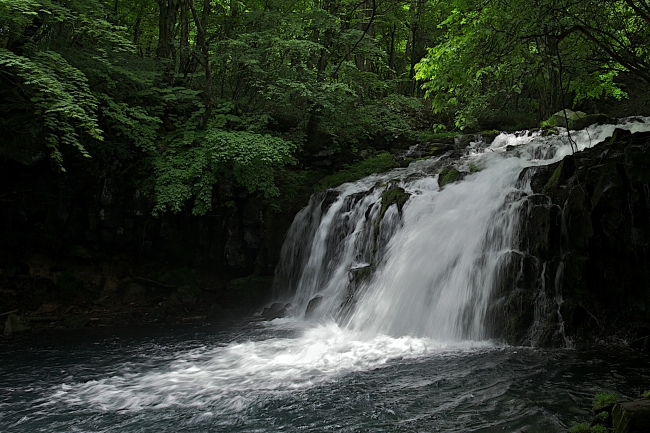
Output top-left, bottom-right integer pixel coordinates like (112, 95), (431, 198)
(543, 160), (564, 194)
(642, 390), (650, 398)
(380, 186), (410, 218)
(593, 392), (619, 412)
(469, 163), (481, 173)
(593, 411), (609, 425)
(438, 166), (464, 188)
(568, 423), (592, 433)
(315, 152), (397, 191)
(568, 423), (608, 433)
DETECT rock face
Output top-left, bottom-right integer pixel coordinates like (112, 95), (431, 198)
(490, 130), (650, 347)
(4, 313), (30, 336)
(261, 302), (290, 321)
(612, 400), (650, 432)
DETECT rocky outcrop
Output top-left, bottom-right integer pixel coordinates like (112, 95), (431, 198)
(491, 130), (650, 347)
(612, 400), (650, 432)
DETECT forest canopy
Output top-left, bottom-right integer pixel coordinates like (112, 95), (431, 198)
(0, 0), (648, 214)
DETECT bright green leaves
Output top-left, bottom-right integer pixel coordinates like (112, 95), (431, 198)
(415, 0), (643, 129)
(153, 128), (296, 215)
(0, 49), (102, 165)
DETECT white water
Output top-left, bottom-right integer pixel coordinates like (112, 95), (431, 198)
(49, 118), (650, 415)
(51, 321), (492, 414)
(274, 117), (650, 341)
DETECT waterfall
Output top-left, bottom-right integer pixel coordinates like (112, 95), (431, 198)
(272, 118), (650, 341)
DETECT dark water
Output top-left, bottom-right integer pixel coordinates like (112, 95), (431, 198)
(1, 320), (648, 433)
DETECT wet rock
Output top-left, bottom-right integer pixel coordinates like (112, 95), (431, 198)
(64, 314), (89, 329)
(505, 130), (650, 346)
(262, 302), (290, 321)
(3, 313), (30, 336)
(305, 296), (323, 319)
(176, 285), (202, 305)
(206, 303), (222, 322)
(380, 185), (410, 218)
(123, 282), (147, 303)
(612, 400), (650, 433)
(438, 166), (465, 188)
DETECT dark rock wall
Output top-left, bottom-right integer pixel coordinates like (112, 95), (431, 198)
(0, 153), (297, 323)
(490, 130), (650, 347)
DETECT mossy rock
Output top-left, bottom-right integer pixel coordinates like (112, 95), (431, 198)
(438, 166), (465, 188)
(380, 185), (410, 218)
(542, 110), (609, 131)
(315, 152), (398, 191)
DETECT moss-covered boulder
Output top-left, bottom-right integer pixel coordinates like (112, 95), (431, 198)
(380, 185), (410, 218)
(542, 110), (609, 131)
(438, 166), (465, 188)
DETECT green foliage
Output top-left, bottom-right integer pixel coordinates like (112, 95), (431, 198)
(642, 390), (650, 398)
(593, 392), (619, 412)
(568, 423), (608, 433)
(153, 127), (296, 215)
(0, 49), (102, 165)
(415, 0), (645, 129)
(315, 152), (397, 191)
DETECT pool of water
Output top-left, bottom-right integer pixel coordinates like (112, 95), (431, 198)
(1, 320), (648, 432)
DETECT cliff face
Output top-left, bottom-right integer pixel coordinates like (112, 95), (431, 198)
(491, 130), (650, 348)
(0, 154), (296, 332)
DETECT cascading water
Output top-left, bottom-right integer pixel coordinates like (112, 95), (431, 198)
(273, 117), (650, 341)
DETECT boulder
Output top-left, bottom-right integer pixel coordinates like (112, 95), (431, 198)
(544, 110), (609, 131)
(4, 313), (30, 336)
(305, 296), (323, 319)
(612, 400), (650, 432)
(438, 166), (466, 188)
(261, 302), (290, 321)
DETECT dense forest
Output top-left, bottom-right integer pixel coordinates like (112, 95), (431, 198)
(1, 0), (650, 329)
(2, 0), (650, 214)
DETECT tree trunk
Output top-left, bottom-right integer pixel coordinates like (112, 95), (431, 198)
(188, 0), (213, 129)
(179, 0), (190, 74)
